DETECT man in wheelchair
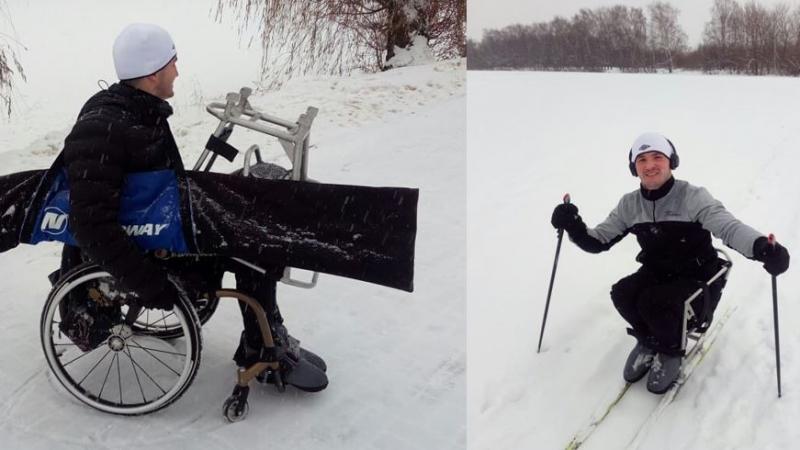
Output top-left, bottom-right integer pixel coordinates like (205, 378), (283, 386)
(550, 132), (789, 394)
(54, 23), (327, 393)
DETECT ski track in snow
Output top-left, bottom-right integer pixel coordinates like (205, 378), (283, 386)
(0, 16), (465, 445)
(469, 71), (800, 450)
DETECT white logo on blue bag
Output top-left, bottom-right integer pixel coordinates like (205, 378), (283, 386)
(41, 207), (68, 235)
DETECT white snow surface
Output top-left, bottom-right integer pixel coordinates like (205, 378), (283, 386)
(468, 71), (800, 450)
(0, 3), (465, 448)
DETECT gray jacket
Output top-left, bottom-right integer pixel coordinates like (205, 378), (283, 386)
(568, 177), (762, 274)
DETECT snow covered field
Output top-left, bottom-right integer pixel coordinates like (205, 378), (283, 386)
(0, 2), (465, 448)
(468, 71), (800, 449)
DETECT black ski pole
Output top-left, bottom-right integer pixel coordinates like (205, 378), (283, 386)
(537, 193), (570, 353)
(768, 233), (782, 398)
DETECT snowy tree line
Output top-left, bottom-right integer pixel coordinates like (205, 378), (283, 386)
(697, 0), (800, 74)
(468, 0), (800, 76)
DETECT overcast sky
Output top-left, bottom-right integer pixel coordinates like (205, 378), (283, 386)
(468, 0), (800, 46)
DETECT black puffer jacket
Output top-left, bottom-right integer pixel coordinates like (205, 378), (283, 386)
(63, 82), (185, 301)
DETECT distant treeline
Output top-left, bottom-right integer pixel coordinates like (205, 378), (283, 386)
(468, 0), (800, 76)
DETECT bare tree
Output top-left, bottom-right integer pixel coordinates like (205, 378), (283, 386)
(0, 3), (25, 117)
(647, 1), (687, 72)
(787, 5), (800, 73)
(703, 0), (744, 71)
(767, 3), (790, 73)
(466, 38), (486, 69)
(216, 0), (465, 89)
(742, 1), (769, 74)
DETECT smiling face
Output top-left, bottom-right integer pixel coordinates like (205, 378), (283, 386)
(635, 151), (672, 190)
(151, 57), (178, 99)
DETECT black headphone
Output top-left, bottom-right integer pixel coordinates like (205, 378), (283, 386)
(628, 138), (679, 176)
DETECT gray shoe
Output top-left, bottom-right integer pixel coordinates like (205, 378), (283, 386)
(623, 341), (656, 383)
(647, 353), (682, 394)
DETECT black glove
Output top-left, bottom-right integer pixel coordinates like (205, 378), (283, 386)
(137, 276), (184, 311)
(551, 203), (581, 230)
(753, 236), (790, 276)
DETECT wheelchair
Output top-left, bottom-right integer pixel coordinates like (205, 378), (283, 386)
(40, 88), (321, 421)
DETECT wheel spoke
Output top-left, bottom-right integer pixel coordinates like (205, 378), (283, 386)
(123, 346), (148, 403)
(117, 353), (123, 405)
(77, 349), (112, 386)
(98, 353), (117, 399)
(135, 310), (177, 330)
(126, 343), (187, 356)
(125, 348), (168, 395)
(129, 338), (182, 376)
(62, 342), (108, 367)
(157, 311), (177, 327)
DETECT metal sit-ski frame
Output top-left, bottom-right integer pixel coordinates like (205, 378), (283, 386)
(681, 247), (733, 351)
(195, 86), (320, 289)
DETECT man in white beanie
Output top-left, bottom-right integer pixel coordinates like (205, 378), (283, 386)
(550, 132), (789, 394)
(112, 22), (179, 99)
(57, 23), (327, 394)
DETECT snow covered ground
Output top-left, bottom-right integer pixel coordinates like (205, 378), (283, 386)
(0, 2), (465, 448)
(468, 71), (800, 449)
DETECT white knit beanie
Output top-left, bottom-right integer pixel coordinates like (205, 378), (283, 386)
(113, 23), (176, 81)
(629, 132), (674, 163)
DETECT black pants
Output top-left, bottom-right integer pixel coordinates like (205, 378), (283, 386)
(233, 264), (285, 347)
(610, 261), (725, 355)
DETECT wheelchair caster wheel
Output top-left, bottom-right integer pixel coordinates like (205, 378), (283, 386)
(222, 396), (249, 422)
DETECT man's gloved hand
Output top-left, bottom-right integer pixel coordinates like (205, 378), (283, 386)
(551, 203), (581, 230)
(753, 236), (790, 276)
(137, 276), (186, 311)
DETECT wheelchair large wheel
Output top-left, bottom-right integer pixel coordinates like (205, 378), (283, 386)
(129, 296), (219, 340)
(40, 264), (202, 415)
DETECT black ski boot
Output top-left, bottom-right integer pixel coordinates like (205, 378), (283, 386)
(647, 353), (682, 394)
(234, 327), (328, 393)
(291, 338), (327, 372)
(623, 341), (656, 383)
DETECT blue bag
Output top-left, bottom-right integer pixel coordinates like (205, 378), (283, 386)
(28, 169), (189, 253)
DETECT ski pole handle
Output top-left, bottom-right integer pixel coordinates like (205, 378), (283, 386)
(768, 233), (776, 246)
(556, 193), (571, 238)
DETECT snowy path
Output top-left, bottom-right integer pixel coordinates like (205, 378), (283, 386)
(469, 71), (800, 450)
